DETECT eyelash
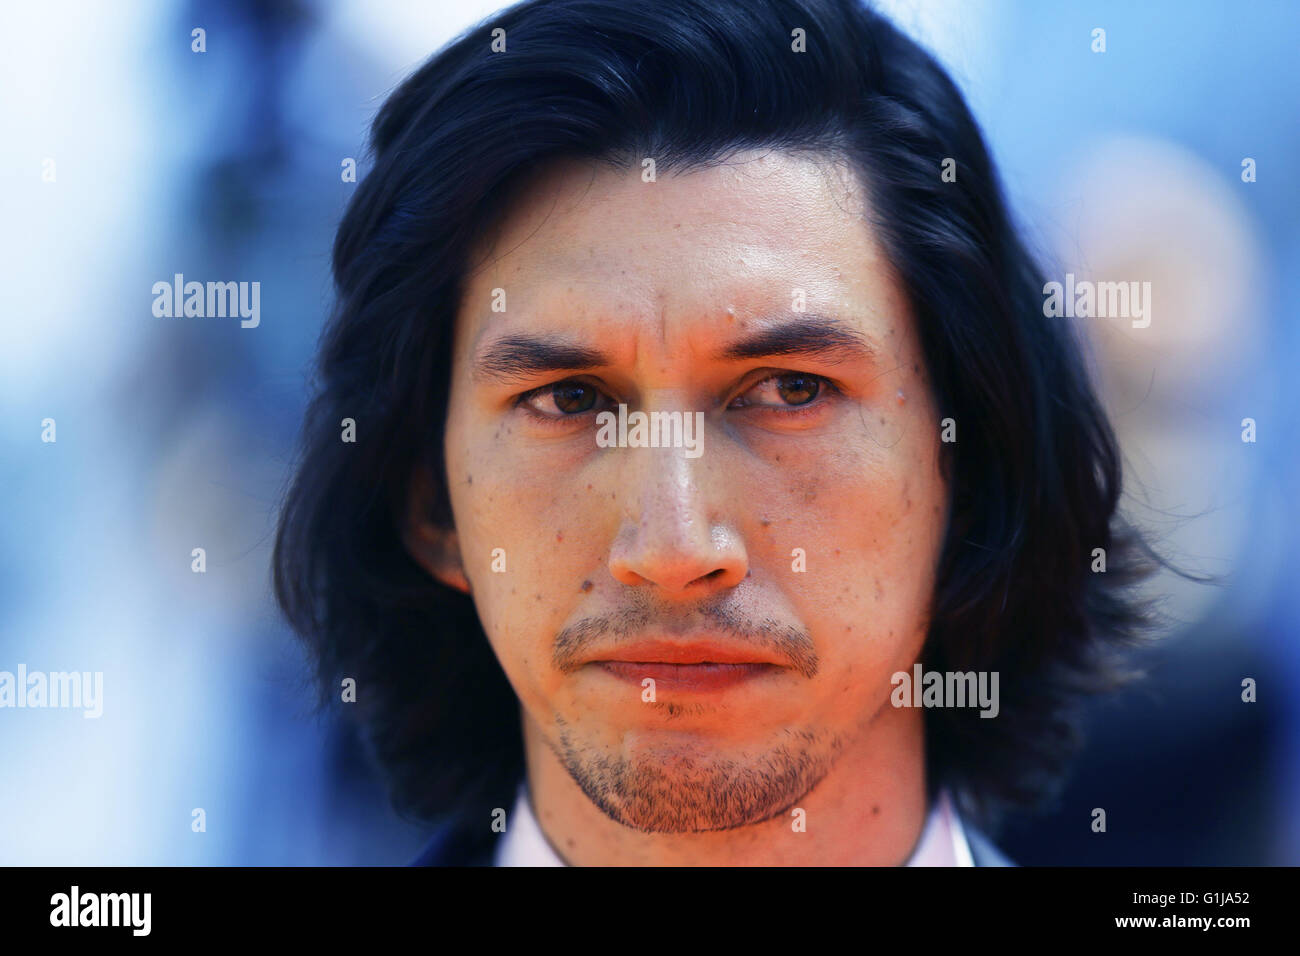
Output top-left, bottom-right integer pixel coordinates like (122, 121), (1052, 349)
(513, 372), (842, 426)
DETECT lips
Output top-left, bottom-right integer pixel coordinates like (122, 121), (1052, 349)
(585, 639), (784, 692)
(594, 660), (778, 692)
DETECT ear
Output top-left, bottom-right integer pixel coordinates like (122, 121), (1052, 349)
(402, 465), (472, 595)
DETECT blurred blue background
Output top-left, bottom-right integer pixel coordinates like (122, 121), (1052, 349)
(1, 0), (1295, 864)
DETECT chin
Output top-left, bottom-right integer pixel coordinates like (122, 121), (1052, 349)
(555, 728), (844, 833)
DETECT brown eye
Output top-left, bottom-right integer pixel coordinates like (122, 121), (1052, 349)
(519, 379), (606, 419)
(774, 373), (820, 405)
(729, 371), (837, 413)
(551, 381), (598, 414)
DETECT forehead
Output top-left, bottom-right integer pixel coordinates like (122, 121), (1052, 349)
(457, 148), (915, 374)
(461, 148), (895, 313)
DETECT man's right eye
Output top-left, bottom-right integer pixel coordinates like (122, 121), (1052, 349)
(516, 379), (610, 421)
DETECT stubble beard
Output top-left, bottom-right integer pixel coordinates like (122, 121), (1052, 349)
(549, 715), (847, 833)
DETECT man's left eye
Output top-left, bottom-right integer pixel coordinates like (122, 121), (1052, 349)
(731, 372), (835, 409)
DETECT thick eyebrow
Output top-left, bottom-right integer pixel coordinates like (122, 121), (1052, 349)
(715, 313), (878, 365)
(472, 334), (614, 386)
(471, 312), (877, 387)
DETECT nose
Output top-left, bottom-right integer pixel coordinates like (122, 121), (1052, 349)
(607, 428), (749, 597)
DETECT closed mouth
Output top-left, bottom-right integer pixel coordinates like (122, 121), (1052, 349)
(592, 660), (779, 692)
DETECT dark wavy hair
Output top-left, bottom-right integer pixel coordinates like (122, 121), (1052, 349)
(273, 0), (1170, 836)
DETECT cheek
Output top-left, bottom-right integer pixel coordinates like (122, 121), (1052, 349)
(762, 406), (946, 671)
(445, 418), (600, 694)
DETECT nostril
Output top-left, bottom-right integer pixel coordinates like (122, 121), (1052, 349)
(691, 568), (728, 586)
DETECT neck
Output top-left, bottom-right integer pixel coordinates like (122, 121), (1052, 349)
(520, 703), (928, 866)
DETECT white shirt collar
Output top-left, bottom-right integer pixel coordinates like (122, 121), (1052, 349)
(495, 783), (974, 866)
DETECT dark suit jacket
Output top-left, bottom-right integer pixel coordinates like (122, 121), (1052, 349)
(411, 811), (1016, 866)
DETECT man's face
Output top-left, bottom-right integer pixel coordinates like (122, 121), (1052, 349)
(431, 148), (949, 833)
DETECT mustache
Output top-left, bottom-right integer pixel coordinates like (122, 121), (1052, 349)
(552, 600), (819, 679)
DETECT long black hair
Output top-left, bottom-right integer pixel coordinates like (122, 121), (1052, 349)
(274, 0), (1168, 835)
